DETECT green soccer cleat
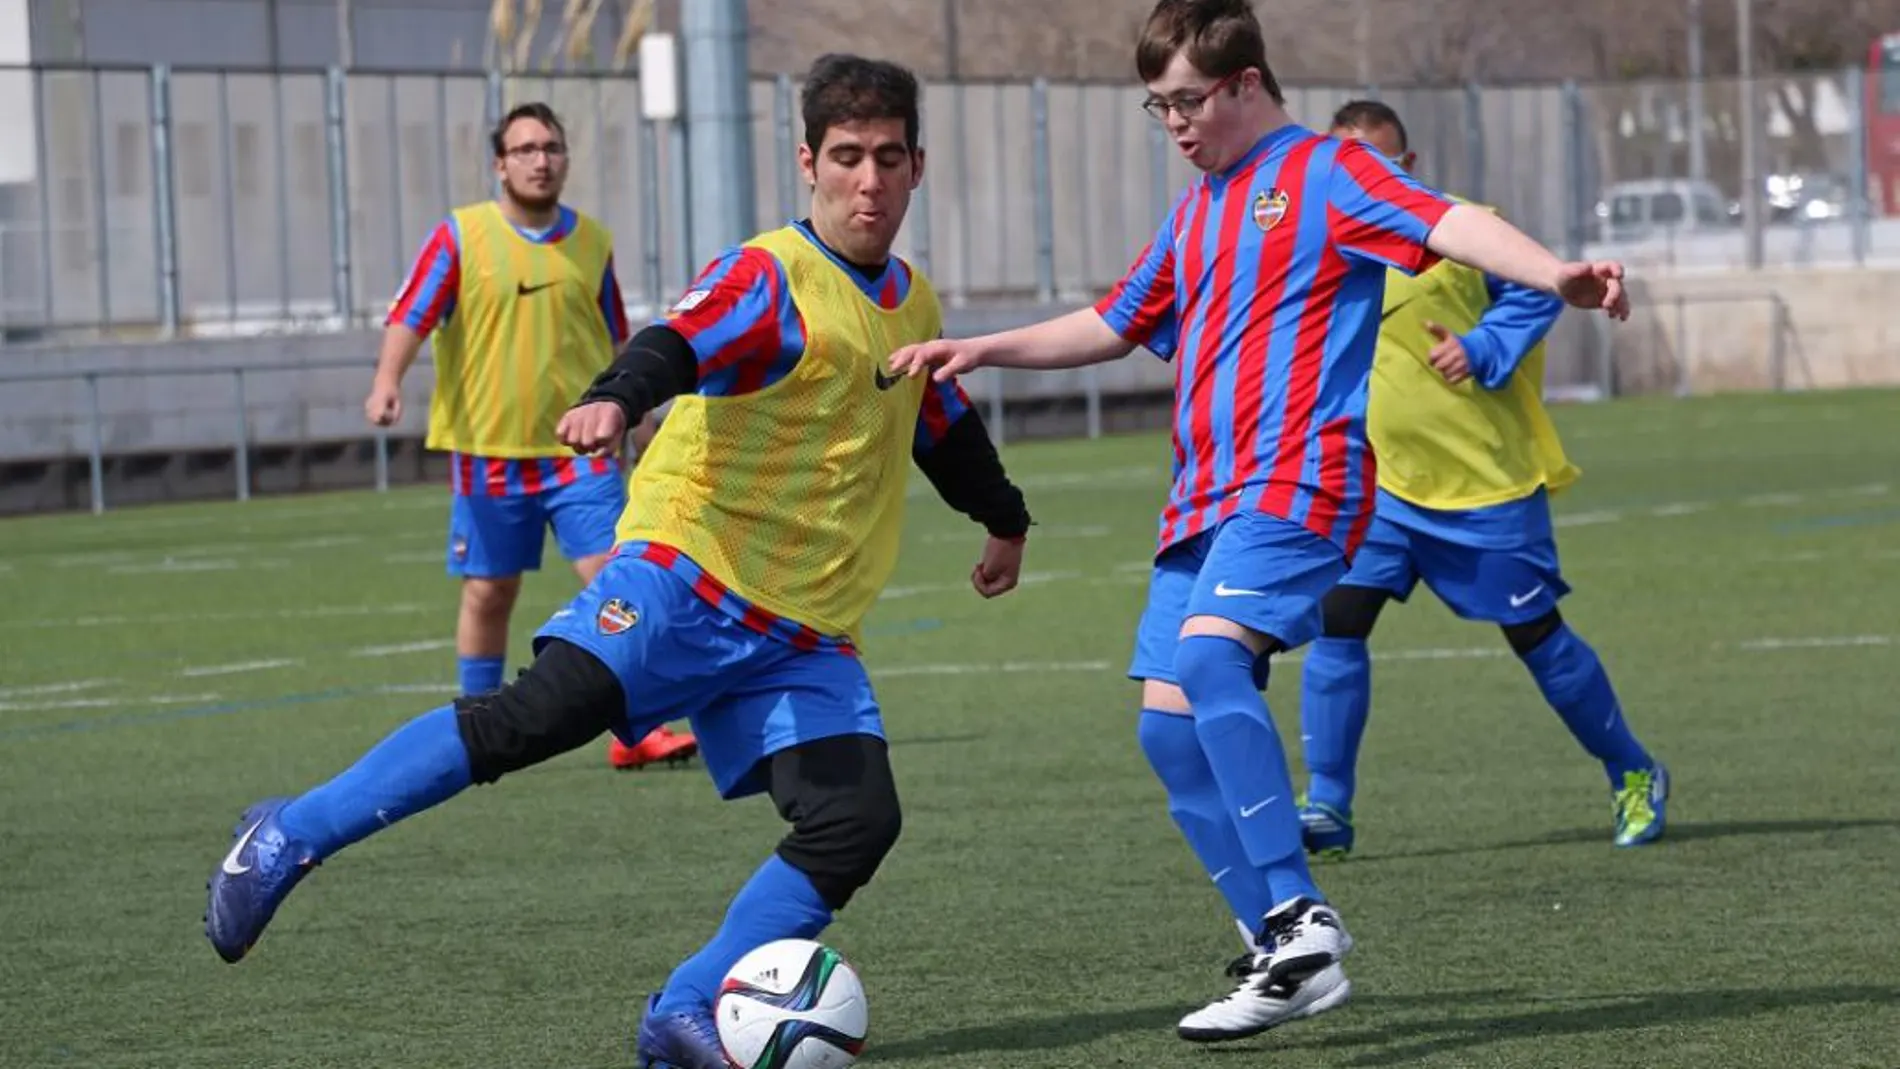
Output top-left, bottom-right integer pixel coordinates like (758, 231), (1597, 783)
(1297, 795), (1355, 861)
(1612, 764), (1669, 847)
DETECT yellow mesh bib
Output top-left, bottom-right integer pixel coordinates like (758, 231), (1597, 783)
(617, 226), (943, 642)
(425, 202), (615, 458)
(1370, 200), (1580, 510)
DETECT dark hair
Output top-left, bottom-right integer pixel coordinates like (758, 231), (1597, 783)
(1135, 0), (1282, 105)
(1331, 100), (1410, 151)
(800, 53), (921, 153)
(491, 102), (566, 158)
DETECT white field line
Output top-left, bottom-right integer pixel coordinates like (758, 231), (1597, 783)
(0, 679), (118, 699)
(179, 658), (302, 678)
(0, 602), (437, 631)
(875, 660), (1114, 678)
(374, 683), (460, 695)
(0, 692), (220, 713)
(879, 570), (1082, 600)
(107, 558), (290, 575)
(1730, 635), (1894, 652)
(351, 639), (455, 657)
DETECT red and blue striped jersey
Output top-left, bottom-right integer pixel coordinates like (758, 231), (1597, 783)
(631, 220), (971, 654)
(387, 204), (630, 496)
(1097, 126), (1454, 556)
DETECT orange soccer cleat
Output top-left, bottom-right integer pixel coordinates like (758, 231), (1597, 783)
(608, 725), (698, 770)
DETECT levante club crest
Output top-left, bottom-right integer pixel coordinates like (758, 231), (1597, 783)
(1253, 188), (1289, 231)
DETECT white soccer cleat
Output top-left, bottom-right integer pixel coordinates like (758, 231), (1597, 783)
(1176, 958), (1352, 1042)
(1260, 896), (1353, 981)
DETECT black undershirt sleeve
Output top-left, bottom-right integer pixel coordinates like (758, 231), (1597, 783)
(574, 323), (699, 422)
(912, 408), (1032, 540)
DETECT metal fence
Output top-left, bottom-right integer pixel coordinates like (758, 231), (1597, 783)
(0, 62), (1879, 355)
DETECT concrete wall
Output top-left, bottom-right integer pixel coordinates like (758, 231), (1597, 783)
(1616, 268), (1900, 394)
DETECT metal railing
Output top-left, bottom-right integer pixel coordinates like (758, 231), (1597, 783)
(0, 62), (1880, 363)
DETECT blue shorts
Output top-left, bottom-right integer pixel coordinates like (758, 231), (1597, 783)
(1342, 494), (1570, 625)
(1128, 511), (1347, 687)
(447, 465), (626, 578)
(534, 553), (882, 800)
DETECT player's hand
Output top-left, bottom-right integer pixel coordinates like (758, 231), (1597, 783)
(1554, 261), (1630, 321)
(364, 379), (403, 427)
(1422, 320), (1472, 386)
(889, 338), (985, 383)
(970, 536), (1024, 598)
(557, 401), (627, 456)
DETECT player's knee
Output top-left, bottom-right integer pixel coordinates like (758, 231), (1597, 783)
(771, 736), (902, 911)
(454, 638), (621, 784)
(1321, 585), (1388, 640)
(461, 577), (522, 620)
(1173, 633), (1267, 704)
(1502, 610), (1564, 659)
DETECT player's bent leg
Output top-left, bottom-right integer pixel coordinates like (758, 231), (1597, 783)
(641, 735), (896, 1069)
(203, 639), (622, 965)
(1298, 584), (1393, 859)
(457, 575), (521, 695)
(1503, 610), (1668, 847)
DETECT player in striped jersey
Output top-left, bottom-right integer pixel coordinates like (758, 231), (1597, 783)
(367, 101), (694, 771)
(890, 0), (1630, 1042)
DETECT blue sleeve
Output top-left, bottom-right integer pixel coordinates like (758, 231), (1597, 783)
(1325, 139), (1454, 274)
(1459, 274), (1565, 390)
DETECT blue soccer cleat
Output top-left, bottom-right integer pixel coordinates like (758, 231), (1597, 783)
(1297, 797), (1355, 860)
(1612, 763), (1669, 847)
(636, 992), (727, 1069)
(204, 796), (318, 963)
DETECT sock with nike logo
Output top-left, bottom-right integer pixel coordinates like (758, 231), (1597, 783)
(1521, 624), (1652, 784)
(1138, 708), (1274, 933)
(655, 854), (833, 1015)
(1299, 637), (1372, 815)
(277, 704), (474, 859)
(1176, 635), (1322, 908)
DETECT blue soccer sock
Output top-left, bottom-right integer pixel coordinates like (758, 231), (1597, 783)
(1300, 637), (1373, 815)
(1137, 708), (1274, 934)
(656, 854), (835, 1015)
(277, 704), (474, 860)
(1521, 624), (1653, 785)
(1176, 635), (1323, 909)
(458, 655), (506, 696)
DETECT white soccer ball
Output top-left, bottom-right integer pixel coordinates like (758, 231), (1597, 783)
(714, 939), (868, 1069)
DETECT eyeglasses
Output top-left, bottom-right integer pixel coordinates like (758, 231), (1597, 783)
(1140, 70), (1243, 121)
(504, 142), (568, 161)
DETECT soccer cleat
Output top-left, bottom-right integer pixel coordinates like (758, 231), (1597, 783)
(1612, 763), (1669, 847)
(1298, 797), (1355, 860)
(609, 726), (699, 771)
(204, 797), (318, 964)
(635, 992), (727, 1069)
(1258, 897), (1353, 982)
(1177, 957), (1352, 1042)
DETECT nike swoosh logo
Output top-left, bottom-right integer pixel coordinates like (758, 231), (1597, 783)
(873, 366), (903, 391)
(1508, 584), (1546, 608)
(221, 819), (262, 875)
(1239, 796), (1279, 818)
(1214, 581), (1264, 598)
(517, 281), (555, 296)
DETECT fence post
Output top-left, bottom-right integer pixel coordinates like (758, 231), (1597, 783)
(1084, 364), (1102, 440)
(639, 114), (663, 313)
(150, 64), (181, 338)
(987, 371), (1005, 448)
(952, 81), (971, 304)
(271, 71), (294, 317)
(668, 119), (692, 287)
(1673, 294), (1691, 397)
(374, 424), (390, 492)
(324, 67), (355, 327)
(1561, 80), (1585, 261)
(218, 70), (241, 323)
(90, 68), (113, 327)
(484, 69), (504, 198)
(1148, 113), (1170, 223)
(1031, 77), (1055, 304)
(1463, 81), (1486, 204)
(773, 73), (796, 223)
(233, 369), (251, 502)
(1845, 65), (1871, 267)
(34, 68), (55, 330)
(1770, 297), (1787, 392)
(911, 80), (933, 277)
(387, 75), (406, 297)
(86, 373), (106, 514)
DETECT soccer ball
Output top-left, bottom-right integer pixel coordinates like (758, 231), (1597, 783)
(714, 939), (868, 1069)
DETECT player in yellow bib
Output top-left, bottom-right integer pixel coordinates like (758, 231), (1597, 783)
(365, 101), (692, 770)
(1295, 101), (1668, 859)
(205, 56), (1033, 1069)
